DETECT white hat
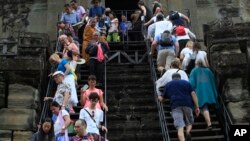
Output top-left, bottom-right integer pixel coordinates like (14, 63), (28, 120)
(53, 71), (64, 76)
(76, 58), (86, 65)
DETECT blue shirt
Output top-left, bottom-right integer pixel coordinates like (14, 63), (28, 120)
(155, 34), (177, 51)
(57, 59), (72, 75)
(89, 6), (105, 17)
(119, 22), (128, 35)
(60, 12), (80, 25)
(164, 80), (194, 110)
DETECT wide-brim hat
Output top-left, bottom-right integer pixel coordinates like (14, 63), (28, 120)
(76, 58), (86, 65)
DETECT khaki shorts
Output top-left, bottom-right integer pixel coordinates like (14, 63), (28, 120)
(172, 106), (194, 129)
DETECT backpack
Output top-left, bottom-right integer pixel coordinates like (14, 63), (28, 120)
(175, 26), (186, 36)
(159, 32), (173, 46)
(169, 11), (180, 20)
(186, 52), (197, 74)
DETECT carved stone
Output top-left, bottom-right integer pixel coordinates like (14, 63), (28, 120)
(13, 131), (33, 141)
(227, 101), (248, 124)
(0, 108), (37, 131)
(8, 84), (40, 110)
(0, 130), (12, 141)
(223, 78), (249, 102)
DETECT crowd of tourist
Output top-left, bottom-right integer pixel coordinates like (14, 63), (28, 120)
(30, 0), (219, 141)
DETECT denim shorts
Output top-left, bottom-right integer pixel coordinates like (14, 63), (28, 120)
(172, 106), (194, 129)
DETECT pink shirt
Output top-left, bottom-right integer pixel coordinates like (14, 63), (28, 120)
(82, 88), (103, 109)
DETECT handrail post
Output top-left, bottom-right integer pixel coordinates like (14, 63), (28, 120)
(104, 59), (107, 139)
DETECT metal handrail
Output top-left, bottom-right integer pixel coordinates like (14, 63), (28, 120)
(217, 91), (233, 141)
(104, 59), (107, 139)
(145, 38), (170, 141)
(38, 18), (61, 128)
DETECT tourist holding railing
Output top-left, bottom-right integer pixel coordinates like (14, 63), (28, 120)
(50, 101), (71, 141)
(49, 53), (78, 107)
(161, 73), (200, 141)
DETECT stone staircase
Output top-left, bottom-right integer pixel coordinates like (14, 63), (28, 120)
(164, 103), (225, 141)
(106, 63), (163, 141)
(152, 59), (225, 141)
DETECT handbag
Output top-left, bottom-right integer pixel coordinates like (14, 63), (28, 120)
(97, 43), (104, 62)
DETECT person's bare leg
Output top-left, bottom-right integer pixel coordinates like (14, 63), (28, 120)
(177, 127), (185, 141)
(185, 124), (192, 141)
(186, 124), (192, 134)
(202, 109), (212, 127)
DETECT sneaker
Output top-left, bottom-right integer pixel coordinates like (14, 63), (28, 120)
(186, 133), (192, 141)
(207, 125), (213, 131)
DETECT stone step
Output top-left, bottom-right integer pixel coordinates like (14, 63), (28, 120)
(106, 113), (160, 121)
(107, 96), (156, 105)
(167, 121), (221, 130)
(106, 75), (150, 83)
(164, 113), (218, 123)
(108, 105), (158, 113)
(106, 63), (162, 141)
(168, 128), (223, 138)
(107, 83), (153, 89)
(107, 120), (160, 130)
(107, 132), (162, 141)
(171, 135), (224, 141)
(106, 94), (154, 105)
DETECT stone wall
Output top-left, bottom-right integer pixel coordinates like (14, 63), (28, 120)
(0, 31), (49, 140)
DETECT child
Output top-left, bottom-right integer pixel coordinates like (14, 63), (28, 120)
(119, 14), (132, 41)
(107, 12), (119, 42)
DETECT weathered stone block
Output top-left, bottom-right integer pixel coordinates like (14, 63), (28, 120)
(227, 101), (248, 124)
(8, 84), (40, 109)
(0, 108), (37, 130)
(8, 71), (42, 88)
(13, 131), (33, 141)
(223, 78), (249, 102)
(0, 57), (44, 71)
(0, 130), (12, 141)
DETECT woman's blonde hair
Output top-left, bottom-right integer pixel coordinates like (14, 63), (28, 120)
(186, 40), (194, 49)
(49, 53), (60, 63)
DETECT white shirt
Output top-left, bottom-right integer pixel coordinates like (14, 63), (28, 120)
(54, 110), (69, 135)
(195, 51), (208, 67)
(156, 68), (189, 96)
(79, 108), (103, 135)
(180, 48), (193, 70)
(154, 20), (173, 38)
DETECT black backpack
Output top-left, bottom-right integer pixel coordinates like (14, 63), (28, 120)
(169, 11), (180, 20)
(159, 32), (173, 46)
(186, 52), (197, 74)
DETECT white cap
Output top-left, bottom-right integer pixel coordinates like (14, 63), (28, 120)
(53, 71), (64, 76)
